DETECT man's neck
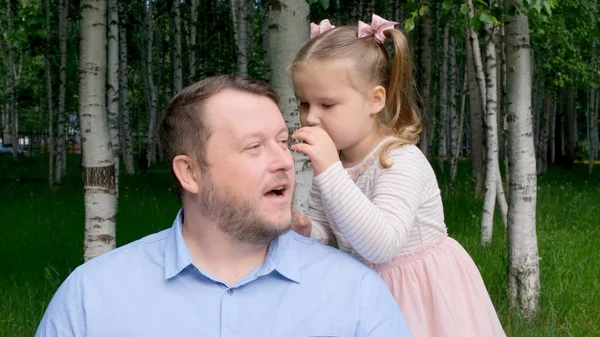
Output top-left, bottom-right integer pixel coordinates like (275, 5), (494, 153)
(181, 210), (270, 287)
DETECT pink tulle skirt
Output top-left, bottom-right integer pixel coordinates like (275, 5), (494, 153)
(373, 235), (506, 337)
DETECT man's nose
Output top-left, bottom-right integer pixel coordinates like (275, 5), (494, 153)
(270, 142), (294, 172)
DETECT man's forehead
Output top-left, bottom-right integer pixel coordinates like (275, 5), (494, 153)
(204, 90), (285, 136)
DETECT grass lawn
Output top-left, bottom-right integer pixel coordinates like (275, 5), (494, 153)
(1, 154), (598, 336)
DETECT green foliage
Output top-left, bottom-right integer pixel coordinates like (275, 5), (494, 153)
(529, 0), (600, 89)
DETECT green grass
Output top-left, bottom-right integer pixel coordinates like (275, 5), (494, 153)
(1, 155), (599, 336)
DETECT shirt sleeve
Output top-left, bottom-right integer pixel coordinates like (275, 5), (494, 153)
(35, 269), (85, 337)
(357, 270), (412, 337)
(313, 147), (431, 264)
(305, 179), (337, 246)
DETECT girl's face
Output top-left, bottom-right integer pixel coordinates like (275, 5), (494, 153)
(292, 59), (386, 164)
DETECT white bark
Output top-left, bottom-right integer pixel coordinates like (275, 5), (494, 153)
(144, 0), (159, 168)
(481, 22), (504, 244)
(438, 23), (450, 173)
(505, 5), (540, 319)
(466, 0), (487, 111)
(268, 0), (312, 212)
(231, 0), (249, 76)
(80, 0), (117, 262)
(172, 0), (183, 94)
(107, 0), (120, 192)
(56, 0), (69, 183)
(466, 30), (485, 195)
(45, 0), (54, 187)
(118, 1), (134, 175)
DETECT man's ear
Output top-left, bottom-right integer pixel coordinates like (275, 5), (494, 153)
(172, 155), (200, 194)
(369, 85), (387, 115)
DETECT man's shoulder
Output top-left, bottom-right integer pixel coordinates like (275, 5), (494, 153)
(73, 228), (171, 279)
(283, 231), (373, 274)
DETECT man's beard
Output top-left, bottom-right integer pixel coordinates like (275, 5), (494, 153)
(198, 173), (292, 245)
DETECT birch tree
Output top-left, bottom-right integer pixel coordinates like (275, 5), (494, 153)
(144, 0), (159, 168)
(505, 0), (540, 319)
(5, 0), (17, 160)
(56, 0), (69, 183)
(107, 0), (120, 191)
(79, 0), (117, 262)
(268, 0), (312, 212)
(438, 23), (450, 173)
(44, 0), (55, 188)
(418, 0), (433, 158)
(466, 31), (485, 195)
(188, 0), (198, 83)
(172, 0), (183, 94)
(230, 0), (250, 76)
(451, 70), (468, 181)
(118, 0), (134, 175)
(449, 31), (459, 164)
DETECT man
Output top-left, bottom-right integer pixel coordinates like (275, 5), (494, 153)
(36, 75), (411, 336)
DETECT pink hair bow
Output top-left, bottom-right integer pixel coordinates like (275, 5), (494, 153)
(358, 14), (398, 43)
(310, 19), (335, 40)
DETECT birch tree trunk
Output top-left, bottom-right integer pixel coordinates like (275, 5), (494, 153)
(466, 0), (487, 111)
(438, 23), (450, 173)
(451, 69), (468, 181)
(189, 0), (198, 82)
(417, 0), (433, 158)
(538, 91), (552, 174)
(172, 0), (183, 94)
(44, 0), (54, 188)
(505, 4), (540, 319)
(231, 0), (249, 76)
(144, 0), (159, 168)
(56, 0), (69, 183)
(481, 21), (500, 245)
(449, 32), (459, 162)
(589, 89), (597, 174)
(118, 1), (134, 175)
(5, 0), (17, 160)
(261, 1), (270, 81)
(107, 0), (120, 191)
(268, 0), (312, 212)
(466, 31), (485, 196)
(80, 0), (117, 262)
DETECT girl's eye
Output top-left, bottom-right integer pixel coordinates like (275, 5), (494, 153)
(322, 103), (335, 108)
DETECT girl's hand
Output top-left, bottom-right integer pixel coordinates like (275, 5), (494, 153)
(291, 207), (312, 237)
(291, 127), (339, 176)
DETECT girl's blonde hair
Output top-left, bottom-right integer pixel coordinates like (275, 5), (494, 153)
(290, 25), (421, 168)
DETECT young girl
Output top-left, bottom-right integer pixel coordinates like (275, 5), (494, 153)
(290, 14), (506, 337)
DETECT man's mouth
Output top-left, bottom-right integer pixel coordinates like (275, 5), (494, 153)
(264, 184), (288, 198)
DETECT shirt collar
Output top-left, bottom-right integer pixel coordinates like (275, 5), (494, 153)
(164, 209), (194, 280)
(164, 209), (301, 283)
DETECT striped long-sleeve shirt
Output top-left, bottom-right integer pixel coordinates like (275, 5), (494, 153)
(307, 140), (447, 264)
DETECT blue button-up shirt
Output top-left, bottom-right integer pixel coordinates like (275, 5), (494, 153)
(36, 211), (411, 336)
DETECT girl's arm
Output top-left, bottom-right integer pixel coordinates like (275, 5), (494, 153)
(304, 180), (337, 246)
(314, 146), (434, 264)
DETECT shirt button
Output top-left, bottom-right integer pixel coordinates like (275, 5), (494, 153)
(227, 289), (233, 295)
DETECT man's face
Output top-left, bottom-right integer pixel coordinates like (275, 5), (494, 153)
(198, 89), (295, 245)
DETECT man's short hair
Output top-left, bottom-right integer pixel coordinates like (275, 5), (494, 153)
(158, 75), (279, 197)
